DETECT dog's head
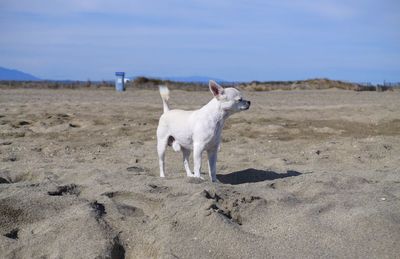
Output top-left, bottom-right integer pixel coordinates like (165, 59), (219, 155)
(209, 80), (251, 113)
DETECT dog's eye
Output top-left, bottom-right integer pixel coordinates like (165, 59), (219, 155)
(238, 98), (243, 102)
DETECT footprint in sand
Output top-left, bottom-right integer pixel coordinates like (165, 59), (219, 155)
(4, 228), (19, 240)
(101, 191), (155, 218)
(47, 184), (80, 196)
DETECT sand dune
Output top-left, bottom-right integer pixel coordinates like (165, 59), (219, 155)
(1, 88), (399, 258)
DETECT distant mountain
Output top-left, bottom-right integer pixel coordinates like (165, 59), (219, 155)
(161, 76), (225, 83)
(0, 66), (40, 80)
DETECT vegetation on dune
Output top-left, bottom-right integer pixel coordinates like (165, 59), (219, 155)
(0, 80), (113, 89)
(239, 78), (397, 91)
(131, 76), (208, 91)
(0, 77), (397, 91)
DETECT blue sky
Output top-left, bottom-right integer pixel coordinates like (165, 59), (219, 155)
(0, 0), (399, 83)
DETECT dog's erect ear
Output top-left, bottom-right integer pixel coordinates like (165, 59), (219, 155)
(209, 80), (224, 98)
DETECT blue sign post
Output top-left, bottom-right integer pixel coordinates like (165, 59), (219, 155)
(115, 72), (125, 92)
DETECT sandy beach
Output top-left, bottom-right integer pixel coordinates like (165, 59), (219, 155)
(1, 88), (399, 258)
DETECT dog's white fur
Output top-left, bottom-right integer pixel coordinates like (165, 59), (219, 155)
(156, 80), (251, 182)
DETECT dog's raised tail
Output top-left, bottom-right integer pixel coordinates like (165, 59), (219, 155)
(159, 85), (170, 113)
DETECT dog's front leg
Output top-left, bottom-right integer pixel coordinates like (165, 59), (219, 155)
(193, 142), (205, 178)
(207, 148), (218, 182)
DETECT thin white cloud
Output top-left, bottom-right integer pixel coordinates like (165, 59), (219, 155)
(289, 1), (358, 19)
(0, 0), (209, 17)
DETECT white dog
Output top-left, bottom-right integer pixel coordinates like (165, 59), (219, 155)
(156, 80), (250, 182)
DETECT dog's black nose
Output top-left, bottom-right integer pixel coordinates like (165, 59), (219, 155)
(247, 101), (251, 105)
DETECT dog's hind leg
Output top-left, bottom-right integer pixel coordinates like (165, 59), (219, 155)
(157, 137), (168, 178)
(182, 148), (193, 177)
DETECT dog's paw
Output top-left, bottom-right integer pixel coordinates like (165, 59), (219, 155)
(211, 178), (221, 183)
(188, 174), (204, 180)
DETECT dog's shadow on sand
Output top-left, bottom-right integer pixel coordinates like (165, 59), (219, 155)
(217, 168), (302, 185)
